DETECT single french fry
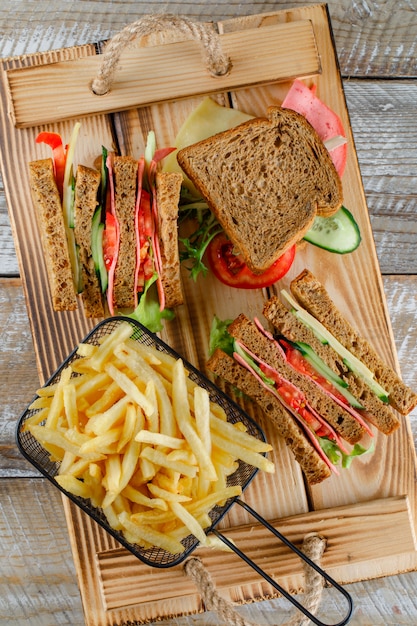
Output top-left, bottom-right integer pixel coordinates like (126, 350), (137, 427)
(84, 395), (131, 435)
(88, 322), (133, 372)
(117, 402), (140, 452)
(76, 342), (97, 358)
(144, 379), (159, 433)
(22, 407), (49, 429)
(63, 383), (79, 430)
(172, 359), (217, 482)
(85, 380), (125, 417)
(118, 511), (185, 554)
(135, 430), (185, 449)
(210, 414), (272, 453)
(148, 482), (191, 503)
(122, 484), (168, 511)
(105, 362), (154, 417)
(140, 446), (197, 478)
(211, 431), (275, 474)
(44, 366), (72, 429)
(55, 474), (94, 500)
(169, 501), (208, 545)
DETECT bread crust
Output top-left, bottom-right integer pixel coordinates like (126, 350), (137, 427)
(28, 158), (78, 312)
(112, 156), (138, 309)
(207, 348), (331, 484)
(177, 106), (343, 273)
(290, 269), (417, 415)
(156, 171), (183, 309)
(74, 164), (104, 318)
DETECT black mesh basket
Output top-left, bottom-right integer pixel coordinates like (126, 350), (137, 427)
(16, 317), (353, 625)
(16, 316), (264, 568)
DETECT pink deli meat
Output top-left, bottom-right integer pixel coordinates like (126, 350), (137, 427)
(282, 79), (347, 177)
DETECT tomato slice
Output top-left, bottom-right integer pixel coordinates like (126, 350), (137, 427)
(36, 131), (66, 197)
(103, 212), (118, 272)
(206, 233), (295, 289)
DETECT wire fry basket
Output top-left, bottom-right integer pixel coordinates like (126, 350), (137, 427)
(16, 317), (264, 567)
(16, 316), (353, 625)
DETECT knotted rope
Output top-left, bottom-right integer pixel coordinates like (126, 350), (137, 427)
(91, 14), (232, 96)
(184, 533), (327, 626)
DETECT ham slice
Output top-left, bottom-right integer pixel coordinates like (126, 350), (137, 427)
(282, 79), (347, 177)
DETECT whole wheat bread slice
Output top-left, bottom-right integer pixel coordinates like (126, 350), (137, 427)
(28, 158), (78, 311)
(207, 348), (331, 484)
(263, 295), (401, 435)
(156, 171), (183, 309)
(290, 269), (417, 416)
(74, 164), (104, 318)
(112, 156), (138, 309)
(177, 106), (343, 273)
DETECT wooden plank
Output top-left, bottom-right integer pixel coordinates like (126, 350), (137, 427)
(1, 0), (416, 79)
(0, 478), (85, 624)
(95, 496), (417, 615)
(6, 20), (320, 128)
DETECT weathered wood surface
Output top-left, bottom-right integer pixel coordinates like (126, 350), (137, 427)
(1, 1), (417, 624)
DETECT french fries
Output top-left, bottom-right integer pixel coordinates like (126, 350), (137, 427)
(25, 321), (274, 554)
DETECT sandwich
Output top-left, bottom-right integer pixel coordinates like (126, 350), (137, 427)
(177, 106), (343, 275)
(28, 128), (183, 326)
(207, 270), (417, 484)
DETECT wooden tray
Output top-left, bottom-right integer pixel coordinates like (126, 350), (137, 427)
(1, 5), (416, 625)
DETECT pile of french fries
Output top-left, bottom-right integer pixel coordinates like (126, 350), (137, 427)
(24, 321), (274, 555)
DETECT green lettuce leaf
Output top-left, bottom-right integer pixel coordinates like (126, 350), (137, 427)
(127, 273), (175, 333)
(319, 437), (375, 469)
(208, 315), (234, 356)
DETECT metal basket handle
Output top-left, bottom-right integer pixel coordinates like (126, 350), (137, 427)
(209, 499), (353, 626)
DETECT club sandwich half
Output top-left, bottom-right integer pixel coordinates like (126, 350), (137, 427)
(207, 269), (417, 484)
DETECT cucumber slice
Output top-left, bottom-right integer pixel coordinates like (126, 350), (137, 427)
(91, 208), (108, 293)
(294, 341), (364, 408)
(303, 206), (361, 254)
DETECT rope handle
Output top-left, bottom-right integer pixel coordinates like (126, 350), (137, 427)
(91, 14), (232, 96)
(184, 533), (327, 626)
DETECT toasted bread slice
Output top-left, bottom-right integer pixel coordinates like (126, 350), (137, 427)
(207, 348), (331, 484)
(156, 171), (183, 309)
(228, 313), (366, 444)
(112, 156), (138, 309)
(177, 106), (343, 273)
(28, 158), (78, 312)
(263, 295), (401, 434)
(290, 269), (417, 415)
(73, 164), (104, 318)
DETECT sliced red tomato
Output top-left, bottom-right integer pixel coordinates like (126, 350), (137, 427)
(206, 233), (295, 289)
(36, 131), (66, 198)
(103, 212), (118, 272)
(282, 79), (347, 177)
(280, 339), (349, 405)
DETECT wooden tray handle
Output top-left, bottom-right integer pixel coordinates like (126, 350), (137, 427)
(184, 533), (327, 626)
(91, 14), (232, 96)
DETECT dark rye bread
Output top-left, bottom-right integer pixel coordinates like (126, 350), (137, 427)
(28, 158), (77, 311)
(177, 106), (343, 274)
(290, 269), (417, 416)
(113, 156), (138, 309)
(228, 314), (366, 444)
(155, 171), (183, 309)
(263, 295), (400, 435)
(207, 348), (331, 484)
(74, 165), (104, 318)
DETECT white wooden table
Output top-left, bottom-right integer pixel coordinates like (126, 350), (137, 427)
(1, 1), (417, 624)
